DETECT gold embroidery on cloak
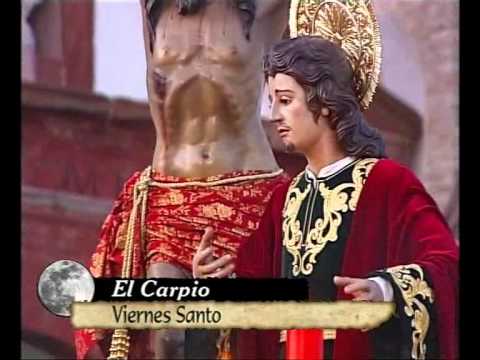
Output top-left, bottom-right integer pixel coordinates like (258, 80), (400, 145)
(283, 158), (378, 276)
(386, 264), (434, 360)
(282, 172), (311, 276)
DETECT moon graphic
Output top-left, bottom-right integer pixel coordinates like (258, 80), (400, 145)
(37, 260), (95, 317)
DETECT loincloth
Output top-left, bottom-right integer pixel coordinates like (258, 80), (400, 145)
(75, 167), (288, 359)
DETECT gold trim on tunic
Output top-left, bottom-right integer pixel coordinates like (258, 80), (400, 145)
(282, 158), (378, 276)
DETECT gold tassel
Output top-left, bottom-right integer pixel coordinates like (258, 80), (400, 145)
(107, 329), (130, 360)
(107, 168), (151, 360)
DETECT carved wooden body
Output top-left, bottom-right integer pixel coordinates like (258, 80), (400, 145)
(141, 0), (289, 177)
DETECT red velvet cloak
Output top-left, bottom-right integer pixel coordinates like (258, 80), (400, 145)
(235, 159), (459, 359)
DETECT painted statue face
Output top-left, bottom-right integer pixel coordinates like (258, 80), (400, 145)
(267, 74), (328, 154)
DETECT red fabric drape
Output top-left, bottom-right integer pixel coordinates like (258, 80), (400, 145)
(74, 169), (289, 359)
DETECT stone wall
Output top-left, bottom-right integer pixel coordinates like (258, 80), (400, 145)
(375, 0), (459, 238)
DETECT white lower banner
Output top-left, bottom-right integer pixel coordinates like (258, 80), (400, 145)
(71, 301), (394, 330)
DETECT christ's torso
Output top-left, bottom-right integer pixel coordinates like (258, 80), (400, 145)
(146, 0), (288, 177)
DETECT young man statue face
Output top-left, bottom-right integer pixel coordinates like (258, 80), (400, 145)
(267, 73), (334, 156)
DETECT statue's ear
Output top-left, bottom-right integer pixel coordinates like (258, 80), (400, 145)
(321, 107), (330, 118)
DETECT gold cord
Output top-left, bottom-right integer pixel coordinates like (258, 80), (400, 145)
(149, 168), (284, 188)
(108, 168), (151, 360)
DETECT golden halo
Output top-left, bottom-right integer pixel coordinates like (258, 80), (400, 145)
(289, 0), (382, 111)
